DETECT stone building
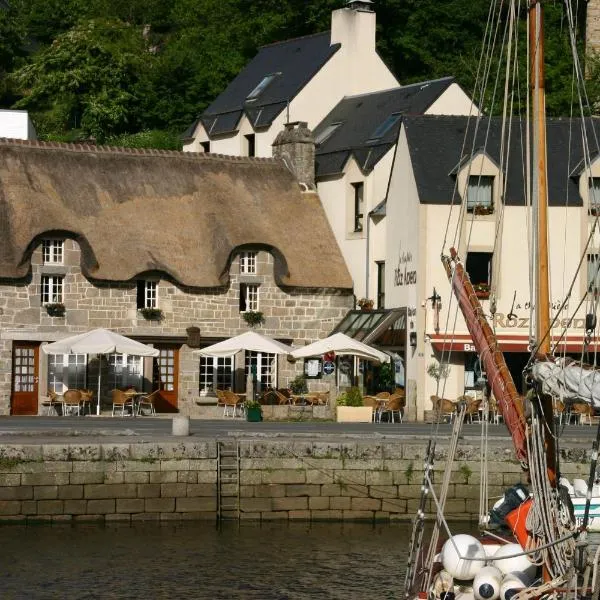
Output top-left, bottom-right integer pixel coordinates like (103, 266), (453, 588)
(0, 138), (353, 415)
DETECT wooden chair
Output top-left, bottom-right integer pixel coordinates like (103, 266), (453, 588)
(430, 395), (457, 423)
(571, 402), (593, 426)
(40, 391), (58, 416)
(465, 398), (482, 423)
(63, 389), (82, 416)
(137, 390), (159, 416)
(111, 389), (134, 417)
(554, 398), (566, 425)
(313, 391), (330, 406)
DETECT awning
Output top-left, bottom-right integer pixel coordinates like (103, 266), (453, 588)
(332, 309), (405, 347)
(429, 332), (600, 353)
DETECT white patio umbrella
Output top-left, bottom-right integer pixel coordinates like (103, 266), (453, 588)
(194, 330), (293, 357)
(290, 332), (390, 364)
(42, 328), (160, 415)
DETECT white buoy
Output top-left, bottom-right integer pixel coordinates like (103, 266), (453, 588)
(441, 534), (487, 580)
(473, 566), (502, 600)
(491, 544), (536, 580)
(499, 572), (532, 600)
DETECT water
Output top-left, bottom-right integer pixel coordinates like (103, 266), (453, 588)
(1, 521), (411, 599)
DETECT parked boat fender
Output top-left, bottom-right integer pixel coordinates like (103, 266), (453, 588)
(473, 566), (502, 600)
(441, 534), (486, 580)
(491, 544), (537, 580)
(499, 572), (533, 600)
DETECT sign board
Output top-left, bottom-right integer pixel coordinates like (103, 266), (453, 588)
(304, 358), (322, 379)
(323, 361), (335, 375)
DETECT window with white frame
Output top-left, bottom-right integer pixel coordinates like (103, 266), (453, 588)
(47, 354), (87, 394)
(137, 280), (157, 309)
(199, 356), (233, 394)
(466, 175), (494, 212)
(588, 254), (600, 293)
(589, 178), (600, 214)
(42, 239), (64, 264)
(240, 251), (257, 274)
(245, 351), (276, 389)
(41, 275), (63, 304)
(239, 283), (259, 312)
(352, 182), (364, 232)
(108, 354), (143, 390)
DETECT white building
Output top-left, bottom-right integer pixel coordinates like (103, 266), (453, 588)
(0, 110), (37, 140)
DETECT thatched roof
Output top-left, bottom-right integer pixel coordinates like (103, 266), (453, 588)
(0, 138), (352, 289)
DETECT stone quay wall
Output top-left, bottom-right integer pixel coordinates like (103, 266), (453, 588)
(0, 439), (590, 523)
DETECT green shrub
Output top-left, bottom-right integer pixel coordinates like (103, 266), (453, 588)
(289, 374), (308, 395)
(336, 387), (363, 407)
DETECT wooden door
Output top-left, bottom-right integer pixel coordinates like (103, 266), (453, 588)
(11, 342), (40, 415)
(152, 346), (179, 413)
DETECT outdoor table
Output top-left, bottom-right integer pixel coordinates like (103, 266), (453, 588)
(124, 391), (145, 416)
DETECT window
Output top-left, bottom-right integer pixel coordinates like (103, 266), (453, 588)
(200, 141), (210, 153)
(137, 280), (157, 309)
(239, 283), (259, 312)
(245, 134), (256, 157)
(41, 275), (63, 304)
(199, 356), (233, 394)
(588, 254), (600, 293)
(367, 113), (401, 143)
(108, 354), (142, 390)
(589, 178), (600, 214)
(353, 182), (364, 232)
(48, 354), (87, 394)
(466, 175), (494, 212)
(465, 252), (492, 287)
(376, 261), (385, 309)
(464, 353), (481, 389)
(245, 351), (276, 389)
(42, 240), (64, 264)
(314, 122), (342, 146)
(156, 348), (175, 392)
(240, 251), (257, 274)
(246, 74), (278, 101)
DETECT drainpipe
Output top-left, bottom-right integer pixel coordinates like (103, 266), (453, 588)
(365, 208), (375, 302)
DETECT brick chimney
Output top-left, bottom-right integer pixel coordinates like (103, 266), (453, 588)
(272, 121), (315, 190)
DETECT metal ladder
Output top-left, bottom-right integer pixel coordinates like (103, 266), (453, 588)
(217, 440), (240, 520)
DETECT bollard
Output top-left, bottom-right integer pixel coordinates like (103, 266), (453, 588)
(172, 415), (190, 436)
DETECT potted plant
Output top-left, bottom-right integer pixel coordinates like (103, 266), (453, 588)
(242, 311), (265, 327)
(45, 302), (65, 317)
(139, 307), (163, 321)
(245, 398), (262, 422)
(357, 298), (374, 311)
(289, 374), (308, 395)
(336, 386), (372, 422)
(427, 361), (450, 383)
(472, 204), (494, 216)
(473, 282), (491, 299)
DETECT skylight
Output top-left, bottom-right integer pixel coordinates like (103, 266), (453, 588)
(246, 74), (278, 101)
(314, 122), (343, 145)
(367, 113), (401, 143)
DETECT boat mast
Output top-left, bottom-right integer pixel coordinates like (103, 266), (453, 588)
(529, 0), (557, 486)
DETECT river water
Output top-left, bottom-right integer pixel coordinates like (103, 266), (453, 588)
(1, 521), (414, 599)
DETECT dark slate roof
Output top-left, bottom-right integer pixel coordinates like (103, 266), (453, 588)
(187, 32), (340, 139)
(314, 77), (456, 178)
(402, 115), (600, 206)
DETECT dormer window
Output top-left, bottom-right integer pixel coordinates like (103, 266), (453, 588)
(315, 122), (342, 146)
(240, 251), (257, 275)
(589, 177), (600, 215)
(466, 175), (494, 214)
(367, 113), (401, 144)
(246, 74), (278, 102)
(42, 240), (64, 264)
(137, 280), (157, 309)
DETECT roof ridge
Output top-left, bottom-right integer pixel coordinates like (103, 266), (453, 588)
(336, 77), (454, 102)
(259, 30), (330, 49)
(0, 137), (280, 164)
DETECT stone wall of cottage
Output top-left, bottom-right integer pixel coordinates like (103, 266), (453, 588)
(0, 239), (353, 414)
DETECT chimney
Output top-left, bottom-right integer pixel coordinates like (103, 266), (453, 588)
(272, 121), (315, 190)
(331, 0), (376, 53)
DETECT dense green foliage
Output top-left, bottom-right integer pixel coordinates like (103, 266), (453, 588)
(0, 0), (596, 145)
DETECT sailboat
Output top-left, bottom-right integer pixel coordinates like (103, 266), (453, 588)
(405, 1), (600, 598)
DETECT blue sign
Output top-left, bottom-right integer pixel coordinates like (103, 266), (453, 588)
(323, 361), (335, 375)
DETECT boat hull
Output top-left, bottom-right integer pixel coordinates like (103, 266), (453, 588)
(571, 497), (600, 531)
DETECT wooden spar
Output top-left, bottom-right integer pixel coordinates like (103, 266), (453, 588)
(530, 0), (557, 487)
(443, 249), (528, 466)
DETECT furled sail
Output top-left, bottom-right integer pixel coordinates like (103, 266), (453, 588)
(531, 357), (600, 406)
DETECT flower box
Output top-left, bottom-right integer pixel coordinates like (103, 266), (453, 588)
(471, 204), (494, 216)
(246, 406), (262, 422)
(139, 307), (163, 321)
(336, 406), (373, 423)
(242, 311), (265, 327)
(475, 290), (490, 299)
(45, 303), (65, 317)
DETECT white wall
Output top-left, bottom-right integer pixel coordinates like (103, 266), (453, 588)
(0, 110), (36, 140)
(426, 83), (479, 116)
